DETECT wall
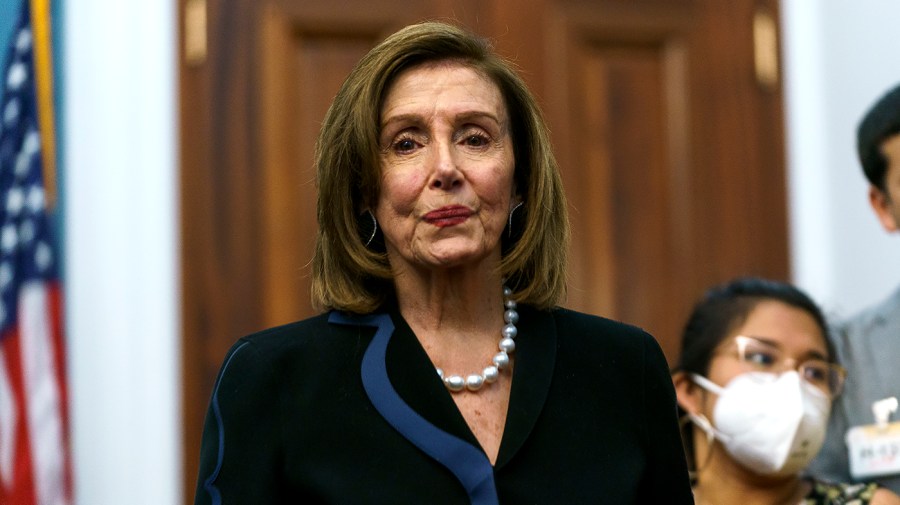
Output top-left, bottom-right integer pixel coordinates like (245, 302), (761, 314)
(783, 0), (900, 318)
(63, 1), (179, 504)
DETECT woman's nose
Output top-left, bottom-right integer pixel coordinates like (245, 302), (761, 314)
(429, 143), (462, 190)
(778, 357), (799, 374)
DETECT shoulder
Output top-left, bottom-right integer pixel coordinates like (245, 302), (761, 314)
(243, 311), (334, 343)
(547, 306), (657, 350)
(215, 311), (365, 380)
(548, 306), (650, 337)
(836, 284), (900, 341)
(543, 307), (669, 377)
(237, 310), (363, 353)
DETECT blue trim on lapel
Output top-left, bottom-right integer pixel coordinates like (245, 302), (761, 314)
(329, 311), (499, 505)
(203, 340), (252, 505)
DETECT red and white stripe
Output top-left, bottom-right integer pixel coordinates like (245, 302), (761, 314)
(0, 281), (71, 505)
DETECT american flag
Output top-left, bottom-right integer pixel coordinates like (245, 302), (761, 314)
(0, 1), (72, 504)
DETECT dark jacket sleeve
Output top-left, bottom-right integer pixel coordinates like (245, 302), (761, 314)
(634, 331), (695, 503)
(194, 338), (283, 505)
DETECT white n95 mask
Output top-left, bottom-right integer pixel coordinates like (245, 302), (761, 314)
(689, 371), (830, 477)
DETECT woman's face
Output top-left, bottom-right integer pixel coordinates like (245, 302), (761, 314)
(673, 298), (836, 481)
(703, 300), (829, 408)
(870, 133), (900, 233)
(374, 61), (517, 274)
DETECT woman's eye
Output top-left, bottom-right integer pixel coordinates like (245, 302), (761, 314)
(802, 363), (829, 383)
(805, 368), (826, 382)
(392, 138), (417, 153)
(744, 351), (776, 367)
(464, 134), (489, 147)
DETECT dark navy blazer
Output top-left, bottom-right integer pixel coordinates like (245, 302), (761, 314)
(194, 304), (693, 504)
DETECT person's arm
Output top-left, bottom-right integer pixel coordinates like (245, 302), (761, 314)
(194, 339), (283, 504)
(873, 488), (900, 505)
(634, 331), (695, 504)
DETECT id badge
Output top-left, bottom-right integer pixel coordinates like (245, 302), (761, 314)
(847, 422), (900, 479)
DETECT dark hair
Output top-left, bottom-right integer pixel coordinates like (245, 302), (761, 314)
(672, 277), (834, 473)
(311, 21), (569, 313)
(858, 83), (900, 191)
(674, 277), (833, 377)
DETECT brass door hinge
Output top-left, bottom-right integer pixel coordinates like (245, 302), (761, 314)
(753, 6), (779, 90)
(184, 0), (207, 65)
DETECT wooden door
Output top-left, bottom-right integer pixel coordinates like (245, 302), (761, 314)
(180, 0), (787, 501)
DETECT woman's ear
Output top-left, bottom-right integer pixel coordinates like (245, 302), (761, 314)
(869, 185), (899, 233)
(509, 186), (522, 209)
(672, 371), (703, 416)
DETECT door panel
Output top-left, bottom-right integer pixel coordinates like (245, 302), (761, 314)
(258, 7), (382, 325)
(562, 28), (694, 362)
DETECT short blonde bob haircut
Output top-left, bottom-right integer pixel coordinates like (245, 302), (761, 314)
(311, 21), (569, 313)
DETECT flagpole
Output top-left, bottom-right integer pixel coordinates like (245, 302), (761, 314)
(29, 0), (57, 210)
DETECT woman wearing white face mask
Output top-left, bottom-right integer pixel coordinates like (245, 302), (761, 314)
(672, 277), (900, 505)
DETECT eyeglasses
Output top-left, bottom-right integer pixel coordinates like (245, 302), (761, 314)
(724, 335), (847, 398)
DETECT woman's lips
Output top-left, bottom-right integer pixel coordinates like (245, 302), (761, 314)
(423, 206), (472, 227)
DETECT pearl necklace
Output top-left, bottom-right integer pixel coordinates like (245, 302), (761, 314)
(436, 286), (519, 393)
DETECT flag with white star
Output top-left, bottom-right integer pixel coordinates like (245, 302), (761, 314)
(0, 1), (72, 504)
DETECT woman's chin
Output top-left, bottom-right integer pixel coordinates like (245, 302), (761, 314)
(416, 245), (497, 270)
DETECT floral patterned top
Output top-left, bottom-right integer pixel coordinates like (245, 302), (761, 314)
(803, 479), (879, 504)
